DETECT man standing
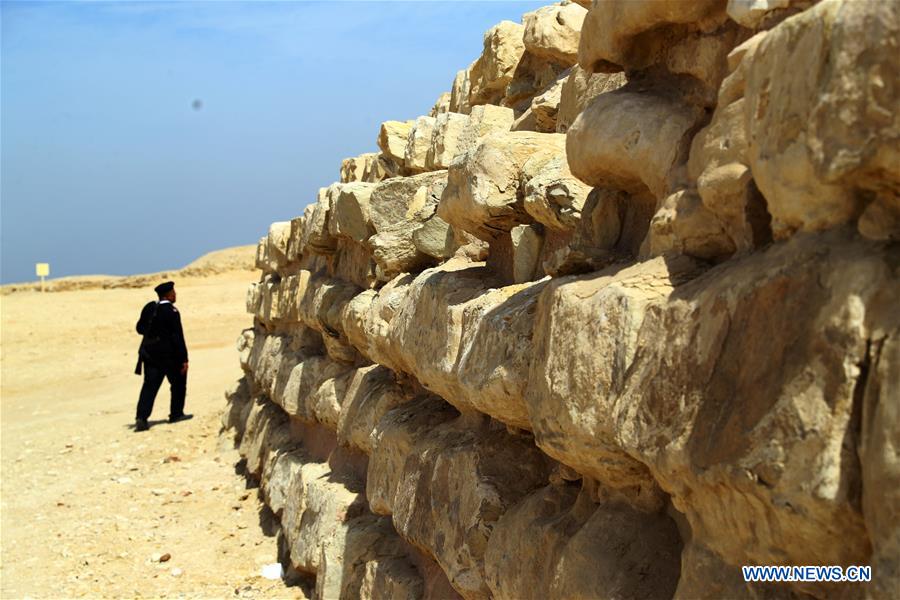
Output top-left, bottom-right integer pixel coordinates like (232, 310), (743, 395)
(134, 281), (192, 432)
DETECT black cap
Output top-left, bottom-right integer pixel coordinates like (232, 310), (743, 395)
(154, 281), (175, 297)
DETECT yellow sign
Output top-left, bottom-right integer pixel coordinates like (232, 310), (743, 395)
(36, 263), (50, 277)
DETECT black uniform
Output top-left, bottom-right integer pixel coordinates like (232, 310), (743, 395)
(135, 300), (188, 421)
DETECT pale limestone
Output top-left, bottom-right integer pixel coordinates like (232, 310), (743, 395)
(469, 21), (526, 107)
(403, 116), (437, 174)
(522, 2), (587, 66)
(439, 131), (566, 241)
(378, 120), (413, 166)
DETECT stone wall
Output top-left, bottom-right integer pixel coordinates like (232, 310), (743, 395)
(222, 1), (899, 598)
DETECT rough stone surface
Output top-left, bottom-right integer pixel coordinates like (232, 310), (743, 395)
(449, 66), (473, 116)
(226, 3), (900, 597)
(469, 21), (526, 107)
(523, 152), (591, 232)
(566, 88), (705, 199)
(439, 131), (566, 241)
(404, 116), (437, 174)
(426, 112), (470, 171)
(370, 402), (552, 599)
(522, 2), (587, 67)
(556, 66), (626, 134)
(578, 0), (727, 73)
(378, 120), (413, 167)
(742, 0), (900, 239)
(485, 481), (682, 600)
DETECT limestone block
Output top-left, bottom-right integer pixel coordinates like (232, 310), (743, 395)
(237, 329), (256, 373)
(322, 333), (363, 366)
(356, 557), (425, 600)
(309, 368), (356, 432)
(277, 275), (303, 324)
(340, 154), (365, 183)
(646, 189), (737, 261)
(453, 279), (547, 427)
(331, 237), (379, 290)
(412, 215), (460, 260)
(665, 22), (747, 107)
(254, 235), (267, 271)
(297, 271), (361, 336)
(367, 396), (460, 516)
(286, 215), (307, 262)
(429, 91), (451, 117)
(404, 116), (437, 174)
(336, 365), (408, 454)
(449, 65), (473, 115)
(742, 0), (900, 238)
(578, 0), (726, 73)
(274, 355), (347, 422)
(508, 225), (544, 284)
(510, 107), (537, 133)
(485, 483), (682, 600)
(256, 232), (281, 274)
(522, 2), (587, 66)
(370, 171), (448, 234)
(365, 153), (400, 183)
(369, 402), (551, 599)
(503, 52), (568, 112)
(860, 331), (900, 598)
(367, 174), (447, 280)
(238, 398), (290, 478)
(340, 260), (544, 428)
(461, 104), (515, 147)
(266, 221), (292, 269)
(439, 131), (566, 241)
(282, 460), (367, 574)
(320, 515), (425, 600)
(526, 255), (705, 508)
(330, 182), (377, 243)
(262, 448), (304, 518)
(674, 541), (799, 600)
(247, 333), (289, 394)
(369, 222), (438, 282)
(556, 65), (626, 134)
(340, 277), (408, 374)
(469, 21), (526, 106)
(687, 98), (767, 255)
(523, 152), (591, 232)
(378, 120), (413, 166)
(615, 231), (899, 589)
(858, 196), (900, 242)
(245, 282), (262, 316)
(727, 0), (791, 28)
(301, 186), (338, 255)
(341, 289), (380, 365)
(566, 88), (706, 199)
(528, 71), (566, 133)
(385, 264), (496, 403)
(426, 112), (470, 171)
(342, 152), (401, 184)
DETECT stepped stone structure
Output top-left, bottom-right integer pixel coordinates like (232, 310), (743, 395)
(222, 1), (899, 598)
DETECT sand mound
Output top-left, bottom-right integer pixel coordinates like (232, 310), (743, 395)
(1, 244), (256, 295)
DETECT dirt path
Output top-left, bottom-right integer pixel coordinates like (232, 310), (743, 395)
(1, 273), (305, 598)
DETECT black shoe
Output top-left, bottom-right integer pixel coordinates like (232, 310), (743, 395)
(168, 413), (194, 424)
(135, 418), (149, 432)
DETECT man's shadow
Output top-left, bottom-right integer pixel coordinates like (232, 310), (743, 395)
(124, 419), (168, 431)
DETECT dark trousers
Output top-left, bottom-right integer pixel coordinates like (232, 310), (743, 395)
(136, 360), (186, 420)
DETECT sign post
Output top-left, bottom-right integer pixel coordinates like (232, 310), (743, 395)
(35, 263), (50, 292)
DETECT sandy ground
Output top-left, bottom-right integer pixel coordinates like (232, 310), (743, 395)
(1, 271), (307, 598)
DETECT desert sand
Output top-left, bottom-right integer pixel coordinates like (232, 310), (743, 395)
(0, 261), (306, 598)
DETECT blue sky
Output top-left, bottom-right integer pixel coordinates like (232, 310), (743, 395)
(0, 0), (543, 284)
